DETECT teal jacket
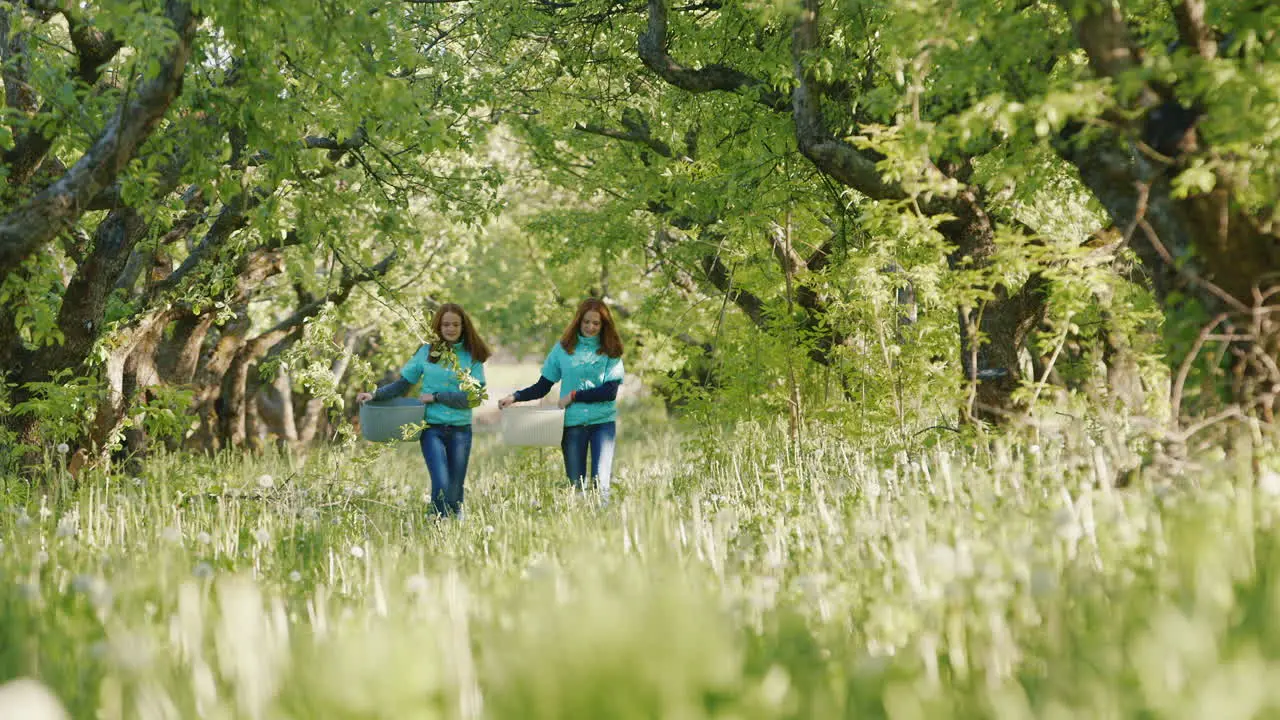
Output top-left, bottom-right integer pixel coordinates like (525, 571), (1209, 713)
(535, 334), (624, 427)
(373, 342), (486, 426)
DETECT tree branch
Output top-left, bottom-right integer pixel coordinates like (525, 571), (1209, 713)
(1169, 0), (1217, 59)
(1, 5), (40, 112)
(1058, 0), (1147, 85)
(64, 7), (124, 85)
(0, 0), (199, 280)
(638, 0), (790, 112)
(246, 126), (370, 166)
(575, 108), (678, 161)
(3, 6), (123, 187)
(700, 250), (767, 330)
(219, 252), (398, 446)
(791, 0), (902, 201)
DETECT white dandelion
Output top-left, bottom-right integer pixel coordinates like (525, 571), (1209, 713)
(1259, 470), (1280, 497)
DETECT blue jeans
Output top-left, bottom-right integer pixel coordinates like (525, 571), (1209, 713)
(561, 421), (616, 497)
(419, 425), (472, 517)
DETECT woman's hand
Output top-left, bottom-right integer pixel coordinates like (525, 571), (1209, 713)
(419, 393), (436, 404)
(557, 393), (574, 409)
(498, 394), (516, 409)
(355, 392), (373, 403)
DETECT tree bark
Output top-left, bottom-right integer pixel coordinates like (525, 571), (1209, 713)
(0, 0), (198, 280)
(1055, 0), (1280, 419)
(218, 252), (396, 448)
(2, 5), (124, 189)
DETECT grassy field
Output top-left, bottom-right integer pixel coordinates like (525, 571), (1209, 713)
(4, 401), (1280, 718)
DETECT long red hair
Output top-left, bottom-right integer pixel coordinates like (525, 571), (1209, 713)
(558, 298), (623, 358)
(429, 303), (492, 363)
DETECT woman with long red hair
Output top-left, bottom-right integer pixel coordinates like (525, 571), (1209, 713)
(357, 303), (491, 517)
(499, 298), (625, 501)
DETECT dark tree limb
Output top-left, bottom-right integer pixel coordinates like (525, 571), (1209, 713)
(0, 0), (199, 280)
(1169, 0), (1218, 59)
(219, 252), (398, 446)
(575, 113), (676, 160)
(0, 5), (39, 112)
(698, 250), (767, 330)
(791, 0), (901, 201)
(638, 0), (790, 112)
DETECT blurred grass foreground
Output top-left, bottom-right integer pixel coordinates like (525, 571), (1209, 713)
(4, 401), (1280, 719)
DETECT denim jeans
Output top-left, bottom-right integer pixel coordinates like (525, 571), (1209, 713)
(419, 424), (472, 517)
(561, 421), (616, 498)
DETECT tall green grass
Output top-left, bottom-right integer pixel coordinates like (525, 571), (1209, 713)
(3, 404), (1280, 718)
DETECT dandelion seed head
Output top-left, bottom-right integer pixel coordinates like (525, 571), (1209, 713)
(1030, 566), (1057, 597)
(927, 544), (957, 581)
(109, 631), (154, 672)
(405, 574), (429, 594)
(1053, 508), (1081, 542)
(72, 575), (112, 610)
(0, 677), (69, 720)
(18, 583), (40, 602)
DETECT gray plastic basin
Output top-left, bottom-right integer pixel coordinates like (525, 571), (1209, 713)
(359, 398), (426, 442)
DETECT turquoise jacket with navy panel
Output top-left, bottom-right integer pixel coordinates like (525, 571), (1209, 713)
(372, 342), (486, 426)
(514, 334), (624, 427)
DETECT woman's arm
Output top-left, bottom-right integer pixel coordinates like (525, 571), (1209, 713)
(500, 346), (561, 408)
(568, 380), (620, 403)
(513, 375), (555, 401)
(371, 377), (413, 401)
(433, 391), (471, 409)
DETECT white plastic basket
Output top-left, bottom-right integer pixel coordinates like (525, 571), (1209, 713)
(500, 407), (565, 447)
(359, 398), (426, 442)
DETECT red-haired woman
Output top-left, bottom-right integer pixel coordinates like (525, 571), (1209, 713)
(357, 303), (490, 517)
(499, 298), (625, 501)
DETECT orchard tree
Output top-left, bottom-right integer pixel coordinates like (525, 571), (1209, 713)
(455, 0), (1120, 426)
(0, 0), (499, 469)
(1046, 0), (1280, 420)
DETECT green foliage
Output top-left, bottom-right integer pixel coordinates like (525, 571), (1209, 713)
(1, 253), (67, 351)
(128, 385), (196, 445)
(10, 370), (100, 449)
